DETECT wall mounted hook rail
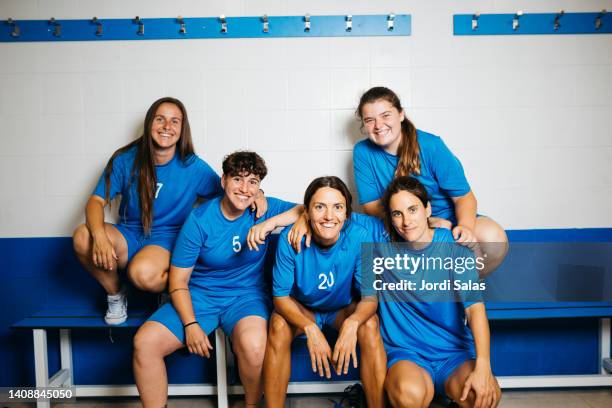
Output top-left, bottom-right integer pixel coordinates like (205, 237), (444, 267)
(454, 11), (612, 35)
(1, 14), (411, 42)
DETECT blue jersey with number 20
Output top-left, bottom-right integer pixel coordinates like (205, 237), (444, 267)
(272, 213), (385, 312)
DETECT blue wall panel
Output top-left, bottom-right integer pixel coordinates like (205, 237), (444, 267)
(2, 228), (612, 387)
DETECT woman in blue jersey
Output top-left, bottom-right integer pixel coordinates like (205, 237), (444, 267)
(133, 151), (301, 408)
(264, 176), (387, 408)
(354, 87), (508, 277)
(73, 97), (265, 325)
(379, 176), (500, 408)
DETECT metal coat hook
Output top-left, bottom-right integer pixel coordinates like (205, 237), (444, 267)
(91, 17), (103, 36)
(554, 10), (565, 31)
(388, 13), (396, 31)
(177, 16), (186, 34)
(133, 16), (144, 35)
(219, 15), (227, 33)
(346, 15), (352, 32)
(596, 9), (606, 30)
(304, 14), (311, 32)
(512, 10), (523, 30)
(471, 13), (480, 30)
(49, 17), (61, 37)
(7, 18), (20, 37)
(262, 14), (269, 33)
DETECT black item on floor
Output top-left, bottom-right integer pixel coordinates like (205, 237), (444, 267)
(331, 383), (365, 408)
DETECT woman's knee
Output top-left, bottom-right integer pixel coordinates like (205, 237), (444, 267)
(268, 314), (293, 349)
(72, 224), (91, 255)
(357, 315), (382, 348)
(128, 260), (166, 292)
(475, 217), (508, 246)
(385, 378), (430, 408)
(235, 332), (267, 368)
(134, 323), (179, 360)
(133, 327), (161, 358)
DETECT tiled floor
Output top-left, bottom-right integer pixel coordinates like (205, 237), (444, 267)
(6, 389), (611, 407)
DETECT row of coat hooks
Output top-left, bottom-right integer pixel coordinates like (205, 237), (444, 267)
(1, 14), (411, 42)
(470, 10), (607, 31)
(455, 10), (610, 35)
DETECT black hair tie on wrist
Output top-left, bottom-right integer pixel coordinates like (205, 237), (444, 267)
(183, 321), (198, 329)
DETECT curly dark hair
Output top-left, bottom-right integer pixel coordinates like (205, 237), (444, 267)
(222, 151), (268, 179)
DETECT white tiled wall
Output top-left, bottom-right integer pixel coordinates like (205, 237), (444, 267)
(1, 0), (611, 237)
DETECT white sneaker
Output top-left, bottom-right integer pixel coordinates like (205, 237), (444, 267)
(105, 290), (127, 325)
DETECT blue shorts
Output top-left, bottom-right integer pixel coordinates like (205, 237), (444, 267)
(386, 347), (476, 397)
(115, 224), (178, 262)
(314, 310), (340, 329)
(148, 290), (271, 343)
(295, 309), (340, 340)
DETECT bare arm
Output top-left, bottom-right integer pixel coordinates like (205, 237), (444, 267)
(452, 191), (477, 231)
(333, 296), (378, 375)
(85, 195), (117, 270)
(273, 296), (333, 378)
(169, 266), (213, 358)
(247, 205), (304, 251)
(362, 199), (385, 219)
(451, 191), (478, 247)
(462, 303), (499, 408)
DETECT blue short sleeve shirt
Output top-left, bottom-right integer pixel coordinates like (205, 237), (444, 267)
(93, 147), (222, 233)
(353, 131), (471, 222)
(171, 197), (296, 296)
(272, 218), (375, 311)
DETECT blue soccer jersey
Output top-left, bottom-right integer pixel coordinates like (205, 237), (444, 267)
(377, 228), (482, 359)
(272, 214), (382, 312)
(93, 147), (222, 233)
(171, 196), (295, 296)
(353, 130), (471, 223)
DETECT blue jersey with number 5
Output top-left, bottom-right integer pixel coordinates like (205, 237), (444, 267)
(172, 196), (295, 295)
(272, 213), (384, 312)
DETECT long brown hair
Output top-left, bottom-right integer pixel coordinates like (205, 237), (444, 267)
(381, 176), (429, 242)
(103, 97), (195, 235)
(357, 86), (420, 176)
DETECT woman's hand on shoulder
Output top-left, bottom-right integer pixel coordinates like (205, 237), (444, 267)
(453, 225), (479, 250)
(287, 212), (311, 253)
(185, 323), (213, 358)
(251, 189), (268, 218)
(428, 216), (452, 230)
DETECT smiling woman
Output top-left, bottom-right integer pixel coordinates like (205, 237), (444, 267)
(378, 176), (501, 408)
(264, 176), (387, 408)
(72, 97), (224, 325)
(133, 151), (303, 407)
(353, 87), (508, 277)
